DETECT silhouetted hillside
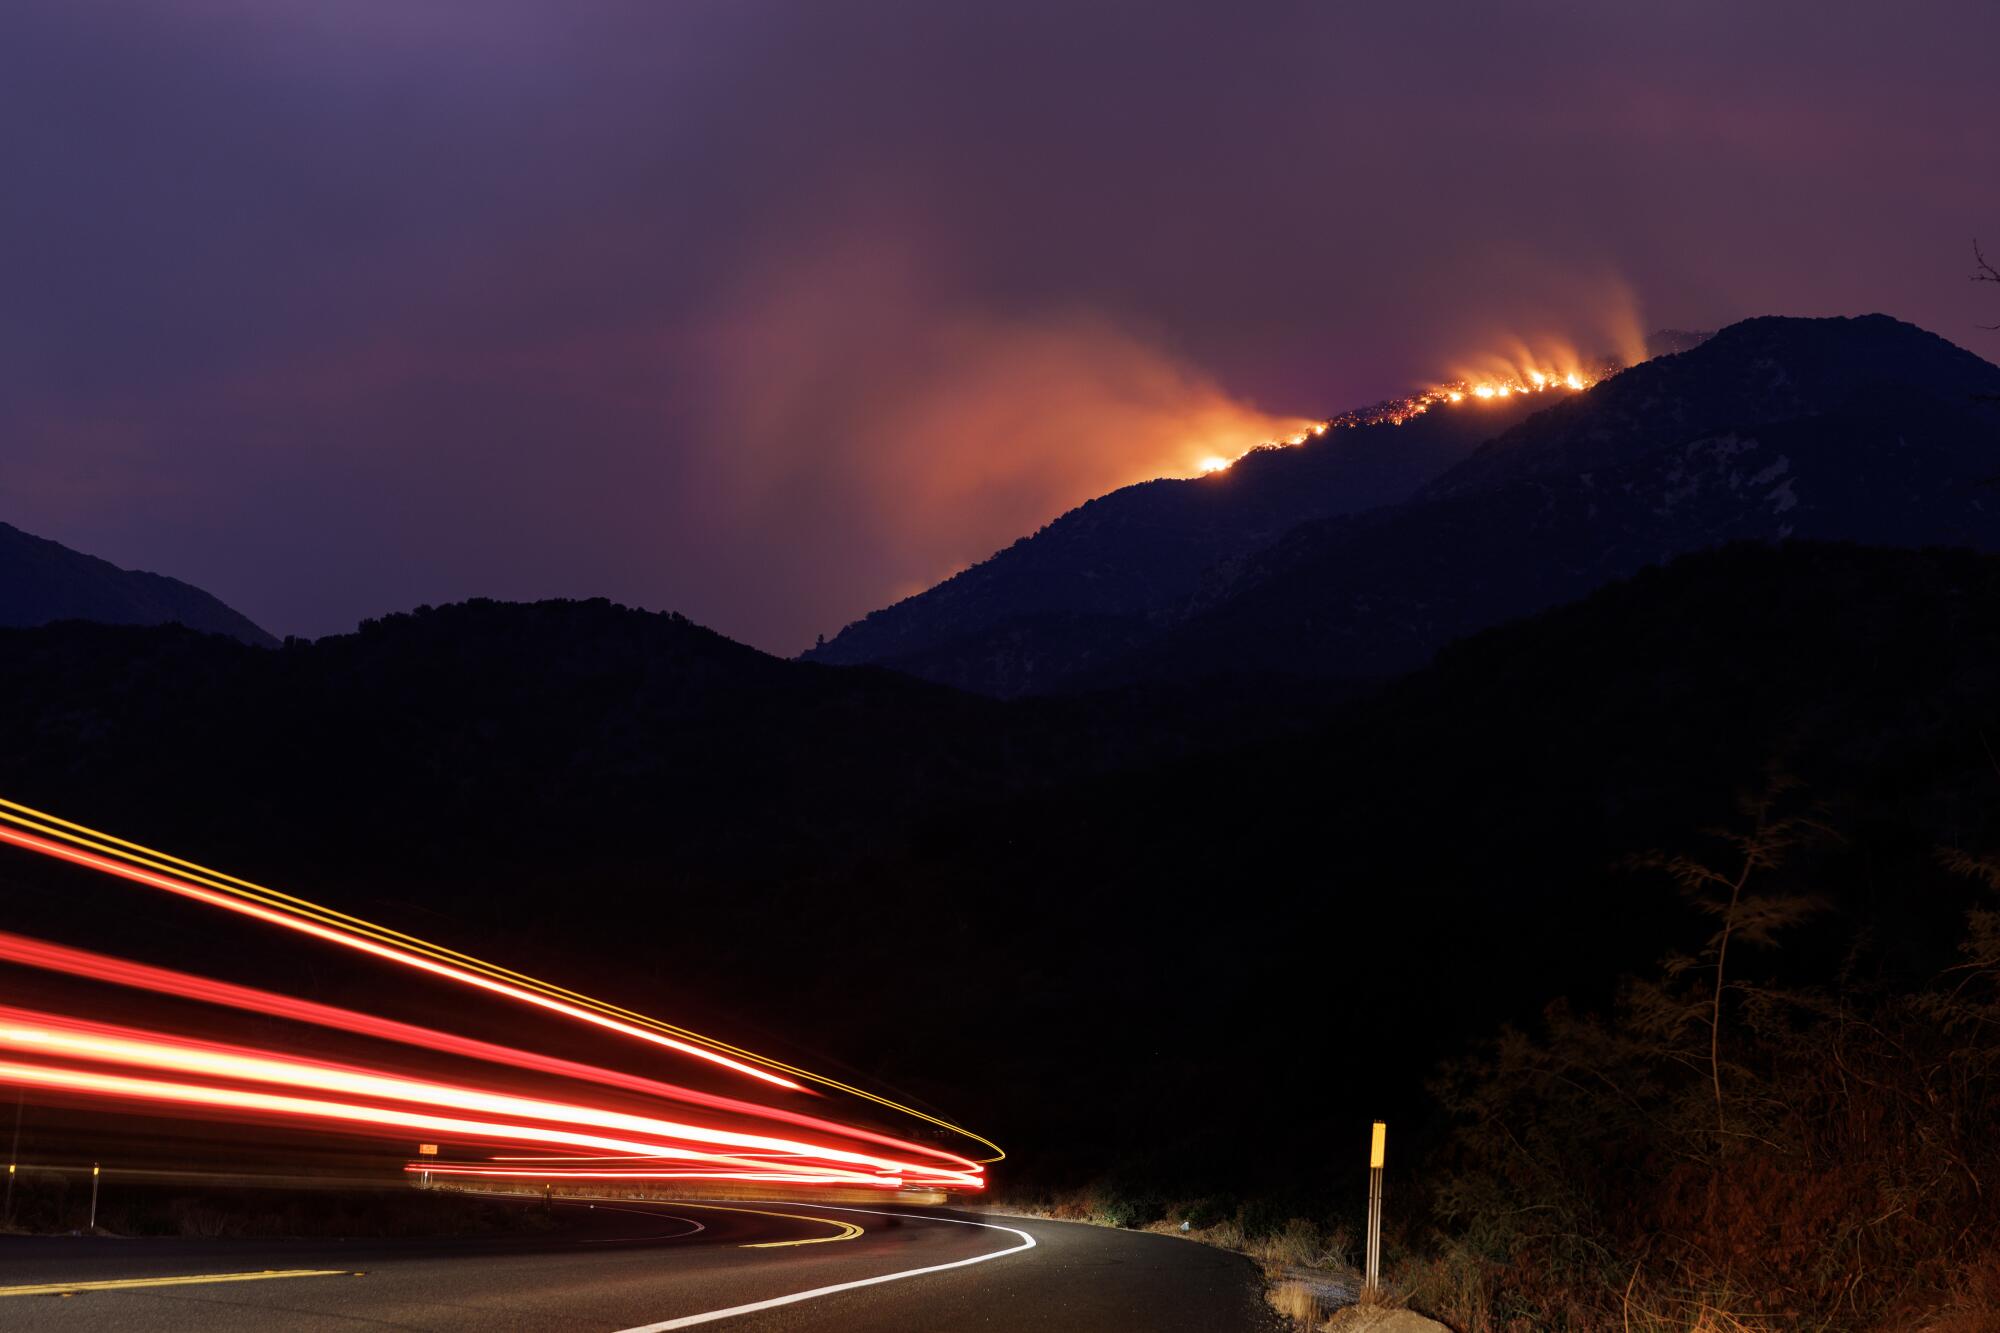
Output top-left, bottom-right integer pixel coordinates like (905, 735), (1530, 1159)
(0, 595), (1328, 941)
(0, 520), (276, 646)
(936, 541), (2000, 1193)
(0, 599), (1032, 881)
(5, 543), (2000, 1201)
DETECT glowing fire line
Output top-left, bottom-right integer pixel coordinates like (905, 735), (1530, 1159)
(1190, 346), (1614, 476)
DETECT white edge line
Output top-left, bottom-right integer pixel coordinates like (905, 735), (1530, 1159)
(463, 1191), (707, 1245)
(575, 1204), (707, 1244)
(613, 1206), (1037, 1331)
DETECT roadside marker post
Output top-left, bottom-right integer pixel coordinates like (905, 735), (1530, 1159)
(88, 1163), (100, 1234)
(1364, 1121), (1385, 1299)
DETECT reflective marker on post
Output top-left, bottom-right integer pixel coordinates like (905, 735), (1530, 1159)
(1364, 1122), (1385, 1299)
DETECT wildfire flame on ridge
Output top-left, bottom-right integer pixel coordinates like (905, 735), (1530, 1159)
(1190, 342), (1624, 476)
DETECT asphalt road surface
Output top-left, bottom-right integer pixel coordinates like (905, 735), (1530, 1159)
(0, 1197), (1285, 1330)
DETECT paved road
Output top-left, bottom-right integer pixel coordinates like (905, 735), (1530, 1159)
(0, 1197), (1283, 1330)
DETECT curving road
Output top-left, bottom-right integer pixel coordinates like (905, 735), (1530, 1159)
(0, 1197), (1284, 1330)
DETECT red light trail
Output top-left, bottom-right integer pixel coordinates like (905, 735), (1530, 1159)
(0, 820), (802, 1091)
(0, 1005), (983, 1188)
(0, 930), (983, 1175)
(0, 797), (999, 1191)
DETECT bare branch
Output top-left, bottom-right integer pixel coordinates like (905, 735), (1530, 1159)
(1977, 240), (2000, 332)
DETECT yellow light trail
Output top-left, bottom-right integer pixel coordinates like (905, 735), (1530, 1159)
(0, 796), (1003, 1166)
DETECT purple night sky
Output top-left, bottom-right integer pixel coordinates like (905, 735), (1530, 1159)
(4, 1), (1996, 652)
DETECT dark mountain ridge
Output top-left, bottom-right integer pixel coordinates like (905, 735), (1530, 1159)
(805, 388), (1554, 682)
(807, 330), (1717, 694)
(1119, 383), (2000, 686)
(0, 600), (1006, 877)
(0, 596), (1312, 896)
(1095, 315), (2000, 686)
(1423, 313), (2000, 500)
(0, 519), (276, 647)
(814, 314), (1998, 698)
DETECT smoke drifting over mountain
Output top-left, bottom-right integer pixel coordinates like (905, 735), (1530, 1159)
(700, 235), (1314, 631)
(2, 1), (1994, 649)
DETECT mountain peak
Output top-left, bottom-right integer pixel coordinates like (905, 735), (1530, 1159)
(0, 521), (277, 647)
(1423, 313), (2000, 501)
(812, 311), (2000, 698)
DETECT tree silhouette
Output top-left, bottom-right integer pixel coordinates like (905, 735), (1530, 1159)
(1975, 240), (1998, 421)
(1635, 775), (1828, 1154)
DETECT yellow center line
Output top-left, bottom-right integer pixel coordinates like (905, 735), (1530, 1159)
(668, 1201), (865, 1248)
(0, 1269), (353, 1297)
